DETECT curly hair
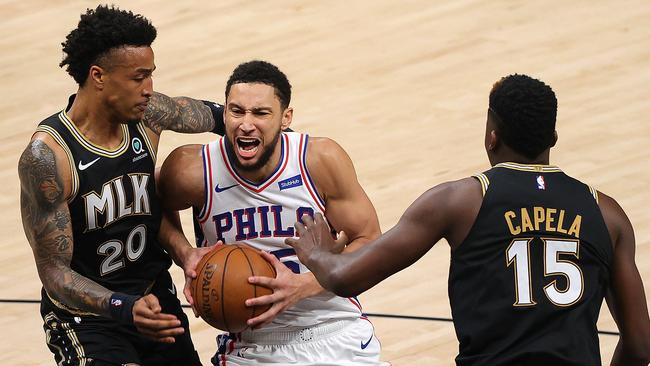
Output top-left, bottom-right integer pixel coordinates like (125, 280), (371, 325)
(60, 5), (157, 85)
(225, 60), (292, 109)
(489, 74), (558, 160)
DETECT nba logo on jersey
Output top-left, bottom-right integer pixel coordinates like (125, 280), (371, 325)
(536, 175), (546, 190)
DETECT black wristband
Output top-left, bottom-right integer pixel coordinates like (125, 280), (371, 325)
(202, 100), (225, 135)
(109, 292), (140, 325)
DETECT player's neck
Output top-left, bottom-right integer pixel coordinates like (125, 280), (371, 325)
(490, 149), (551, 166)
(66, 89), (125, 149)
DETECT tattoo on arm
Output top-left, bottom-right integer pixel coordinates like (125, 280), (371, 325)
(143, 91), (216, 134)
(19, 140), (112, 317)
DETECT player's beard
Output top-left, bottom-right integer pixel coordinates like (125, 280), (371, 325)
(224, 129), (282, 173)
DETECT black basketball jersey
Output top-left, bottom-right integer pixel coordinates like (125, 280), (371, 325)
(37, 97), (171, 307)
(449, 162), (613, 366)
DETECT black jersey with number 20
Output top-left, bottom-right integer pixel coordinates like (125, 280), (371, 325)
(449, 162), (613, 366)
(37, 106), (170, 300)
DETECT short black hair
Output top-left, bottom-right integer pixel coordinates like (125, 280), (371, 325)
(60, 5), (157, 85)
(225, 60), (292, 109)
(489, 74), (558, 160)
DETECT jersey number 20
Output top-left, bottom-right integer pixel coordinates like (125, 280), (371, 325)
(97, 225), (147, 276)
(506, 238), (583, 307)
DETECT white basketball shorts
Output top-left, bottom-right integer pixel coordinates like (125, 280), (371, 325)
(211, 316), (390, 366)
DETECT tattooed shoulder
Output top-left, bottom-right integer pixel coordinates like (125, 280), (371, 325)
(18, 139), (64, 207)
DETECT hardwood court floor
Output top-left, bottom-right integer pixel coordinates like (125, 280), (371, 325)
(1, 1), (648, 364)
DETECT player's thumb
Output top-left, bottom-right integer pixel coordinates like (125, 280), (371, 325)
(143, 294), (162, 314)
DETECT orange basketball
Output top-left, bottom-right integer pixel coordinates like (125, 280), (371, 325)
(191, 244), (276, 332)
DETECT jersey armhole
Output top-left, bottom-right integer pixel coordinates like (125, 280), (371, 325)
(136, 122), (158, 164)
(472, 173), (490, 197)
(34, 126), (79, 202)
(588, 185), (599, 204)
(298, 134), (326, 212)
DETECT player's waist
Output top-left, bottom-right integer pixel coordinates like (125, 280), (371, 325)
(260, 296), (363, 329)
(238, 319), (356, 344)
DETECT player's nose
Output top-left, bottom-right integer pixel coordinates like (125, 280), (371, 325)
(239, 117), (256, 132)
(142, 78), (153, 97)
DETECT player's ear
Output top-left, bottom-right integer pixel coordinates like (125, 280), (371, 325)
(487, 129), (500, 151)
(281, 107), (293, 131)
(89, 65), (105, 90)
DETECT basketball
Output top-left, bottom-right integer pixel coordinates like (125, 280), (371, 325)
(191, 244), (276, 332)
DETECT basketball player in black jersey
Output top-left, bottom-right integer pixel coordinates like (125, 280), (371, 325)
(18, 5), (226, 365)
(286, 75), (650, 365)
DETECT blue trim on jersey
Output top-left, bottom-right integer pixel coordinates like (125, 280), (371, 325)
(197, 145), (211, 220)
(192, 207), (206, 247)
(271, 248), (296, 258)
(301, 135), (326, 208)
(226, 134), (285, 188)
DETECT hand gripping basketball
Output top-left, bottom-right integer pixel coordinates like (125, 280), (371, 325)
(190, 244), (276, 332)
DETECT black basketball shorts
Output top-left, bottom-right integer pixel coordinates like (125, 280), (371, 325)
(40, 271), (202, 366)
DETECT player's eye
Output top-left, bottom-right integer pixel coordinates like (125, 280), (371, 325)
(230, 108), (245, 117)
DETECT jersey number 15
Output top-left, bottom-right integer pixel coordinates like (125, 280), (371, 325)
(506, 238), (584, 307)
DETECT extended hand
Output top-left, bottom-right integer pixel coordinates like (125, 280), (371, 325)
(132, 294), (185, 343)
(285, 213), (348, 266)
(182, 241), (223, 317)
(245, 251), (322, 329)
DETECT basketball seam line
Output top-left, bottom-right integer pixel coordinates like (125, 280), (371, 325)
(221, 246), (237, 332)
(239, 247), (258, 321)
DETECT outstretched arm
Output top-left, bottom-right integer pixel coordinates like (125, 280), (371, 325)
(287, 178), (481, 297)
(143, 92), (224, 135)
(600, 193), (650, 366)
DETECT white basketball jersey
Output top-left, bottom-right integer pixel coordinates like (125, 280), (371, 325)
(196, 132), (363, 330)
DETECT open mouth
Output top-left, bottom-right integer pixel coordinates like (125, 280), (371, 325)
(236, 137), (261, 158)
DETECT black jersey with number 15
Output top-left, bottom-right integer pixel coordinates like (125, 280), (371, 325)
(449, 162), (613, 366)
(37, 103), (170, 302)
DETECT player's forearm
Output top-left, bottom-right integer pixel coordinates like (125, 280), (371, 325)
(158, 209), (193, 267)
(38, 262), (113, 317)
(611, 339), (650, 366)
(143, 92), (216, 134)
(304, 251), (368, 297)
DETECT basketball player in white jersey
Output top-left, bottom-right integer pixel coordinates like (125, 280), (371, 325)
(157, 60), (389, 365)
